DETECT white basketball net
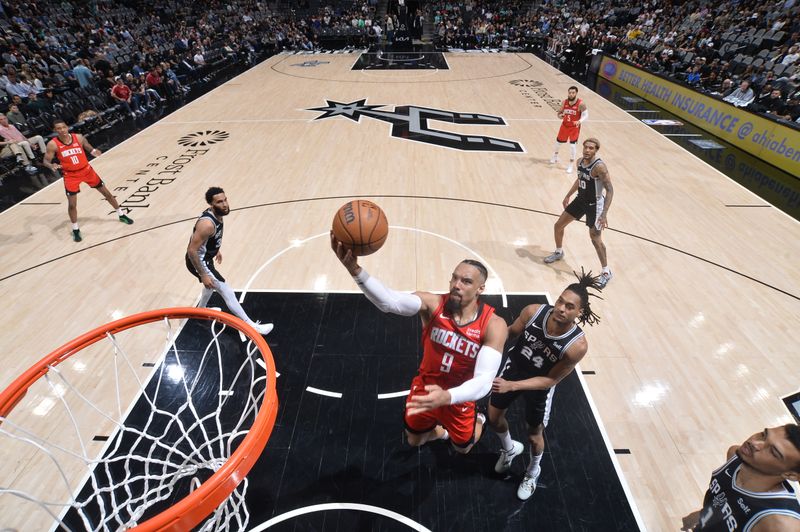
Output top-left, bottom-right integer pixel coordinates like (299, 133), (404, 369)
(0, 315), (269, 531)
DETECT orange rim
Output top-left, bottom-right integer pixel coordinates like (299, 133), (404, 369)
(0, 307), (279, 531)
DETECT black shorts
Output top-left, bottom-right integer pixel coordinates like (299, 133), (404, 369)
(184, 254), (225, 283)
(489, 359), (556, 428)
(565, 196), (604, 229)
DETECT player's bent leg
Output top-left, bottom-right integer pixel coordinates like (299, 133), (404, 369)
(545, 211), (576, 263)
(488, 404), (523, 472)
(213, 280), (273, 336)
(589, 227), (613, 287)
(405, 426), (446, 447)
(487, 404), (508, 432)
(67, 194), (79, 223)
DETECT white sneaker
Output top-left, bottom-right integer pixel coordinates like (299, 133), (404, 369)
(253, 322), (274, 336)
(549, 155), (559, 164)
(239, 321), (274, 342)
(25, 165), (38, 174)
(517, 466), (541, 500)
(543, 250), (564, 264)
(597, 270), (613, 289)
(495, 440), (524, 473)
(566, 164), (574, 174)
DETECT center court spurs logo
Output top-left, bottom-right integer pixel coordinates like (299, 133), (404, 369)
(307, 99), (524, 152)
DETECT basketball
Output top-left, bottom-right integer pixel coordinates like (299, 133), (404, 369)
(331, 200), (389, 256)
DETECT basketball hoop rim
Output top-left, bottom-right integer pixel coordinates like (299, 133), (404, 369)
(0, 307), (279, 532)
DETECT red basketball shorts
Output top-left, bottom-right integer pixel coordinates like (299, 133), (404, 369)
(404, 375), (477, 447)
(557, 122), (581, 143)
(63, 166), (103, 195)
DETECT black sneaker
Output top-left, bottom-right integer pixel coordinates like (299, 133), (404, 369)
(118, 214), (134, 224)
(72, 229), (82, 242)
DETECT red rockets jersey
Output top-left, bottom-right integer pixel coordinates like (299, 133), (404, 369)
(418, 294), (496, 388)
(54, 134), (90, 173)
(561, 98), (583, 126)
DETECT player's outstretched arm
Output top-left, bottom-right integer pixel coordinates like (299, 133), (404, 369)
(331, 232), (423, 316)
(492, 335), (587, 393)
(407, 314), (508, 414)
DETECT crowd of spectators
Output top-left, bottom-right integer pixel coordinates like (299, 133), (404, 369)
(429, 0), (800, 126)
(3, 0), (799, 183)
(0, 0), (326, 178)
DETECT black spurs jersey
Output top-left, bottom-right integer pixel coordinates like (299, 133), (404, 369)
(192, 210), (223, 262)
(576, 157), (604, 203)
(508, 305), (585, 377)
(696, 454), (800, 532)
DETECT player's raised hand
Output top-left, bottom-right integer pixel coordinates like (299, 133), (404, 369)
(330, 231), (359, 275)
(406, 384), (451, 415)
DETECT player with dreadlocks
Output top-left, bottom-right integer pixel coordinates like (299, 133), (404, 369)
(486, 269), (602, 500)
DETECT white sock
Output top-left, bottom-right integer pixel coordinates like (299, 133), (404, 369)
(497, 429), (514, 452)
(215, 280), (255, 324)
(555, 247), (563, 254)
(116, 208), (124, 216)
(602, 266), (611, 274)
(553, 142), (560, 156)
(439, 429), (449, 441)
(569, 143), (577, 161)
(527, 451), (543, 476)
(72, 223), (79, 230)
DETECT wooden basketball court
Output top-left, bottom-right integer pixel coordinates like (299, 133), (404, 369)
(1, 51), (798, 531)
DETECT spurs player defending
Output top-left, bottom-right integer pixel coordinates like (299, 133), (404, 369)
(332, 234), (508, 454)
(185, 187), (273, 337)
(487, 270), (600, 500)
(544, 137), (614, 288)
(43, 120), (133, 242)
(550, 86), (588, 174)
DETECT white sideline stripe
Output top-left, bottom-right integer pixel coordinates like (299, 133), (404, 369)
(663, 133), (702, 137)
(377, 390), (410, 399)
(306, 386), (342, 398)
(240, 225), (508, 308)
(575, 368), (648, 531)
(248, 502), (432, 531)
(625, 109), (659, 113)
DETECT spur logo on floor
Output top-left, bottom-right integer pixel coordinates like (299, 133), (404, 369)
(177, 130), (230, 147)
(306, 99), (524, 152)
